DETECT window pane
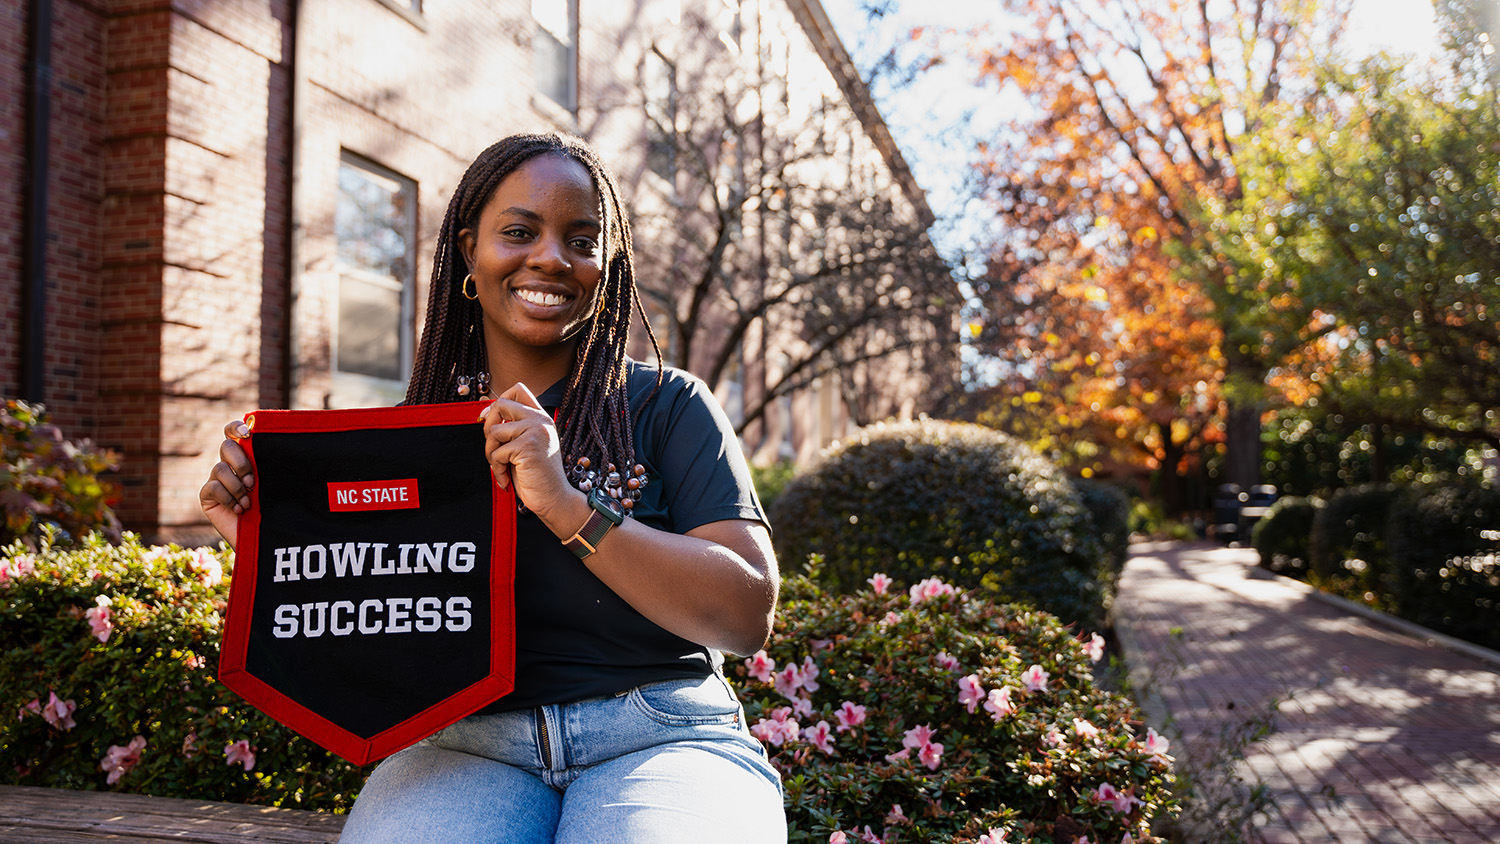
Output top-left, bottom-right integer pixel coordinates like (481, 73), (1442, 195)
(338, 275), (402, 381)
(336, 165), (411, 282)
(535, 27), (572, 108)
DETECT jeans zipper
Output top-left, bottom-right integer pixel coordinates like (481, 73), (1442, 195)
(534, 706), (555, 770)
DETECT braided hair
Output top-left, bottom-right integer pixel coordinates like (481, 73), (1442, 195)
(405, 132), (662, 488)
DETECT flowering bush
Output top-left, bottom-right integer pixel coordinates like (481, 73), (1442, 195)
(769, 420), (1108, 630)
(731, 564), (1177, 843)
(0, 533), (371, 807)
(0, 399), (122, 549)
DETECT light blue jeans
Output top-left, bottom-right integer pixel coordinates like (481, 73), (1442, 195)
(337, 673), (785, 843)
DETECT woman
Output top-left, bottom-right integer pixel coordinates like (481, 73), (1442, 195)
(199, 133), (785, 843)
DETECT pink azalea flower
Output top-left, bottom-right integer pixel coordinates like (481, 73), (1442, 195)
(884, 804), (909, 826)
(1094, 782), (1139, 814)
(1121, 834), (1135, 844)
(182, 731), (198, 758)
(1073, 718), (1101, 742)
(800, 657), (821, 693)
(1085, 632), (1106, 662)
(183, 653), (206, 670)
(224, 739), (256, 771)
(745, 650), (776, 683)
(100, 735), (146, 784)
(41, 691), (77, 730)
(19, 698), (41, 721)
(957, 674), (986, 713)
(790, 695), (814, 719)
(902, 724), (937, 750)
(774, 664), (804, 698)
(85, 595), (113, 643)
(835, 701), (867, 732)
(753, 707), (800, 746)
(191, 548), (223, 586)
(1074, 838), (1094, 844)
(935, 651), (961, 672)
(884, 747), (911, 763)
(917, 740), (944, 770)
(984, 686), (1016, 721)
(1020, 664), (1049, 692)
(977, 829), (1010, 844)
(802, 720), (836, 754)
(881, 611), (900, 625)
(1043, 727), (1067, 747)
(858, 825), (884, 844)
(866, 572), (893, 595)
(1143, 727), (1172, 763)
(829, 833), (849, 844)
(908, 576), (957, 604)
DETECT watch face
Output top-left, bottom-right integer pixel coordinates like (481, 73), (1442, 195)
(590, 488), (625, 520)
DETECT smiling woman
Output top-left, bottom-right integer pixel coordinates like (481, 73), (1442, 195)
(199, 133), (785, 843)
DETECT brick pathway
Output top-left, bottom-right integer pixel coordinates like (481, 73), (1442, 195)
(1114, 542), (1500, 844)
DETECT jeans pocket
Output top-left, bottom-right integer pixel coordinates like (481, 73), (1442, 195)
(628, 675), (744, 726)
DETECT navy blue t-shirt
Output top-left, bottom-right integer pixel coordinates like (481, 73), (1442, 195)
(479, 360), (766, 712)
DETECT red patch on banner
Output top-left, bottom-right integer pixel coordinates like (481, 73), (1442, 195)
(327, 479), (421, 512)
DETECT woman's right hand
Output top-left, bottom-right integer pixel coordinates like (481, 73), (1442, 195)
(198, 419), (254, 548)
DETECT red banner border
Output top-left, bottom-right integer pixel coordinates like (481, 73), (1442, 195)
(218, 402), (515, 765)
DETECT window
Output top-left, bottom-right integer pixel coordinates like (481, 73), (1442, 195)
(533, 0), (577, 112)
(643, 47), (678, 180)
(334, 154), (416, 404)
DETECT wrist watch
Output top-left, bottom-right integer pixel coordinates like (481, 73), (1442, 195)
(563, 488), (625, 559)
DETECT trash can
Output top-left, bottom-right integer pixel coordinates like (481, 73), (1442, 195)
(1213, 483), (1243, 545)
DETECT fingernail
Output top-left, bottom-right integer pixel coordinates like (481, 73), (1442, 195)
(235, 423), (250, 437)
(244, 475), (255, 489)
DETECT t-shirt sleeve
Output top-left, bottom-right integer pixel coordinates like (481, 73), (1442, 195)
(647, 373), (767, 535)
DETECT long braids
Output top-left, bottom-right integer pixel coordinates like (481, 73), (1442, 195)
(405, 133), (662, 493)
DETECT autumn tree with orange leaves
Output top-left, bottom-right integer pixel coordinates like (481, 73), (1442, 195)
(958, 0), (1353, 508)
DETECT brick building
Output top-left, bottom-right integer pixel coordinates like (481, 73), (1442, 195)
(2, 0), (956, 541)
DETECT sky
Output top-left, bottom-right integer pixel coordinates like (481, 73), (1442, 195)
(816, 0), (1447, 264)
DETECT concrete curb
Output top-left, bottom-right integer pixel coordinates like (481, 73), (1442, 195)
(1246, 564), (1500, 672)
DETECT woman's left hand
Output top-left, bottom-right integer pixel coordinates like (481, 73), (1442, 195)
(479, 382), (572, 514)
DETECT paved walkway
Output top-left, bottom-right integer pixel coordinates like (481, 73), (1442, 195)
(1115, 542), (1500, 844)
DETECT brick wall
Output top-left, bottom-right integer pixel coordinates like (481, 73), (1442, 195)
(1, 3), (26, 397)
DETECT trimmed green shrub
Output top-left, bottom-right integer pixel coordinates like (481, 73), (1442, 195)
(1251, 496), (1323, 580)
(731, 565), (1177, 843)
(768, 419), (1106, 629)
(0, 533), (371, 807)
(1, 399), (122, 549)
(1308, 484), (1398, 584)
(750, 459), (798, 513)
(1074, 479), (1131, 593)
(1384, 480), (1500, 649)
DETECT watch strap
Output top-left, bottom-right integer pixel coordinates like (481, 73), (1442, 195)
(563, 491), (623, 559)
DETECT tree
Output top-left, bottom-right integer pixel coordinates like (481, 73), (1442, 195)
(957, 0), (1353, 495)
(1230, 57), (1500, 453)
(624, 10), (960, 435)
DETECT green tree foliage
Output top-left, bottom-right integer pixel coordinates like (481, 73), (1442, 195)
(1229, 58), (1500, 451)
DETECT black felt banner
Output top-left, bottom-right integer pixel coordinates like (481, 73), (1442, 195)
(219, 403), (515, 765)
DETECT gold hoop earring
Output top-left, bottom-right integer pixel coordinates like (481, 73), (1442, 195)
(462, 274), (479, 301)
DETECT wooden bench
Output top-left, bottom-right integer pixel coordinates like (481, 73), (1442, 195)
(0, 785), (345, 843)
